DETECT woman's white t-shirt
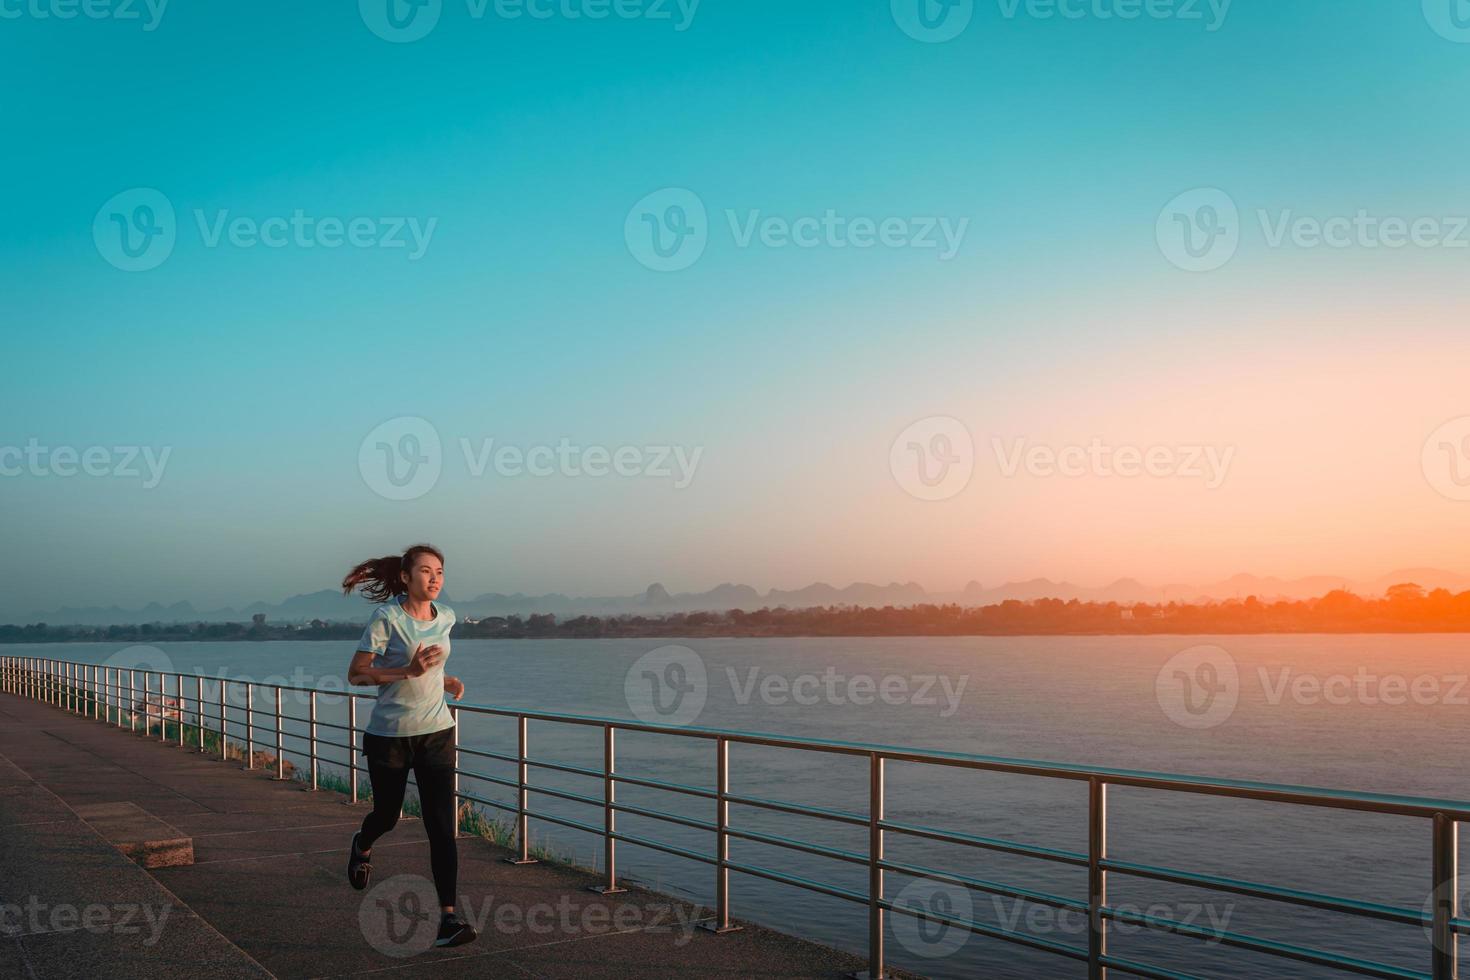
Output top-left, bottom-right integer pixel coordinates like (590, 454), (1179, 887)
(357, 595), (456, 737)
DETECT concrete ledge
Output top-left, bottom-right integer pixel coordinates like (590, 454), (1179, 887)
(75, 801), (195, 868)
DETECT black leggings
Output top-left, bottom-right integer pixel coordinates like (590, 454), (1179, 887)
(357, 727), (458, 908)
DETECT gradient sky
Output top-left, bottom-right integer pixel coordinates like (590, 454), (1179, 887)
(3, 1), (1470, 620)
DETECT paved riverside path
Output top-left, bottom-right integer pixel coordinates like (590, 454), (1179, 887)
(0, 690), (907, 979)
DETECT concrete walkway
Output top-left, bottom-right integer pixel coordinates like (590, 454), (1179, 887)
(0, 690), (903, 979)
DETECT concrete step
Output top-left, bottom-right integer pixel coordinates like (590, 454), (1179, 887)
(74, 800), (195, 868)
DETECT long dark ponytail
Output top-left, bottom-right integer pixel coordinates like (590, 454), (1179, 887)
(341, 543), (445, 603)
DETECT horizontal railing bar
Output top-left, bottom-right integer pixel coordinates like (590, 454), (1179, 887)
(524, 755), (603, 780)
(612, 771), (715, 801)
(457, 767), (519, 792)
(526, 782), (604, 809)
(22, 658), (1470, 820)
(882, 896), (1088, 961)
(724, 858), (869, 905)
(880, 817), (1089, 866)
(610, 800), (716, 835)
(455, 789), (519, 816)
(524, 807), (604, 838)
(1103, 857), (1425, 925)
(1098, 954), (1204, 980)
(725, 791), (867, 826)
(610, 829), (715, 866)
(724, 826), (867, 866)
(879, 858), (1087, 913)
(1103, 906), (1429, 980)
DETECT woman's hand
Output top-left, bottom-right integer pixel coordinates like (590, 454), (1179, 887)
(406, 643), (445, 678)
(444, 675), (465, 700)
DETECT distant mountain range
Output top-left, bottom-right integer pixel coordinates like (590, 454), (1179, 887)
(18, 568), (1470, 626)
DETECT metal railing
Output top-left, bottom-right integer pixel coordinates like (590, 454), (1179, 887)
(1, 654), (1464, 980)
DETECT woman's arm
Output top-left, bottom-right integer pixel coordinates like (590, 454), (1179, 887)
(347, 644), (443, 686)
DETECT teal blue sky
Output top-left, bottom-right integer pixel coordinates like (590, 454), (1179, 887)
(4, 1), (1470, 620)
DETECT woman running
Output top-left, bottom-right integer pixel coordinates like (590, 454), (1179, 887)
(340, 543), (477, 948)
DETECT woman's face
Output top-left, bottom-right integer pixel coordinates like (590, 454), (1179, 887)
(401, 554), (444, 602)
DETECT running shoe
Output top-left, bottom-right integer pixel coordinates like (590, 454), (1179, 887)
(347, 832), (371, 890)
(436, 911), (478, 948)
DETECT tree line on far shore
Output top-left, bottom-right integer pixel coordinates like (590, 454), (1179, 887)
(2, 584), (1467, 642)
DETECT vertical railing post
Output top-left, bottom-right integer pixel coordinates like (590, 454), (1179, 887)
(176, 674), (185, 746)
(153, 672), (165, 740)
(219, 680), (228, 761)
(1089, 777), (1109, 980)
(450, 705), (460, 838)
(347, 696), (358, 803)
(128, 669), (136, 732)
(195, 677), (204, 751)
(865, 753), (886, 980)
(1432, 812), (1459, 980)
(701, 737), (741, 933)
(243, 684), (254, 769)
(91, 665), (99, 719)
(590, 725), (625, 894)
(308, 691), (318, 790)
(506, 715), (537, 865)
(272, 686), (285, 780)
